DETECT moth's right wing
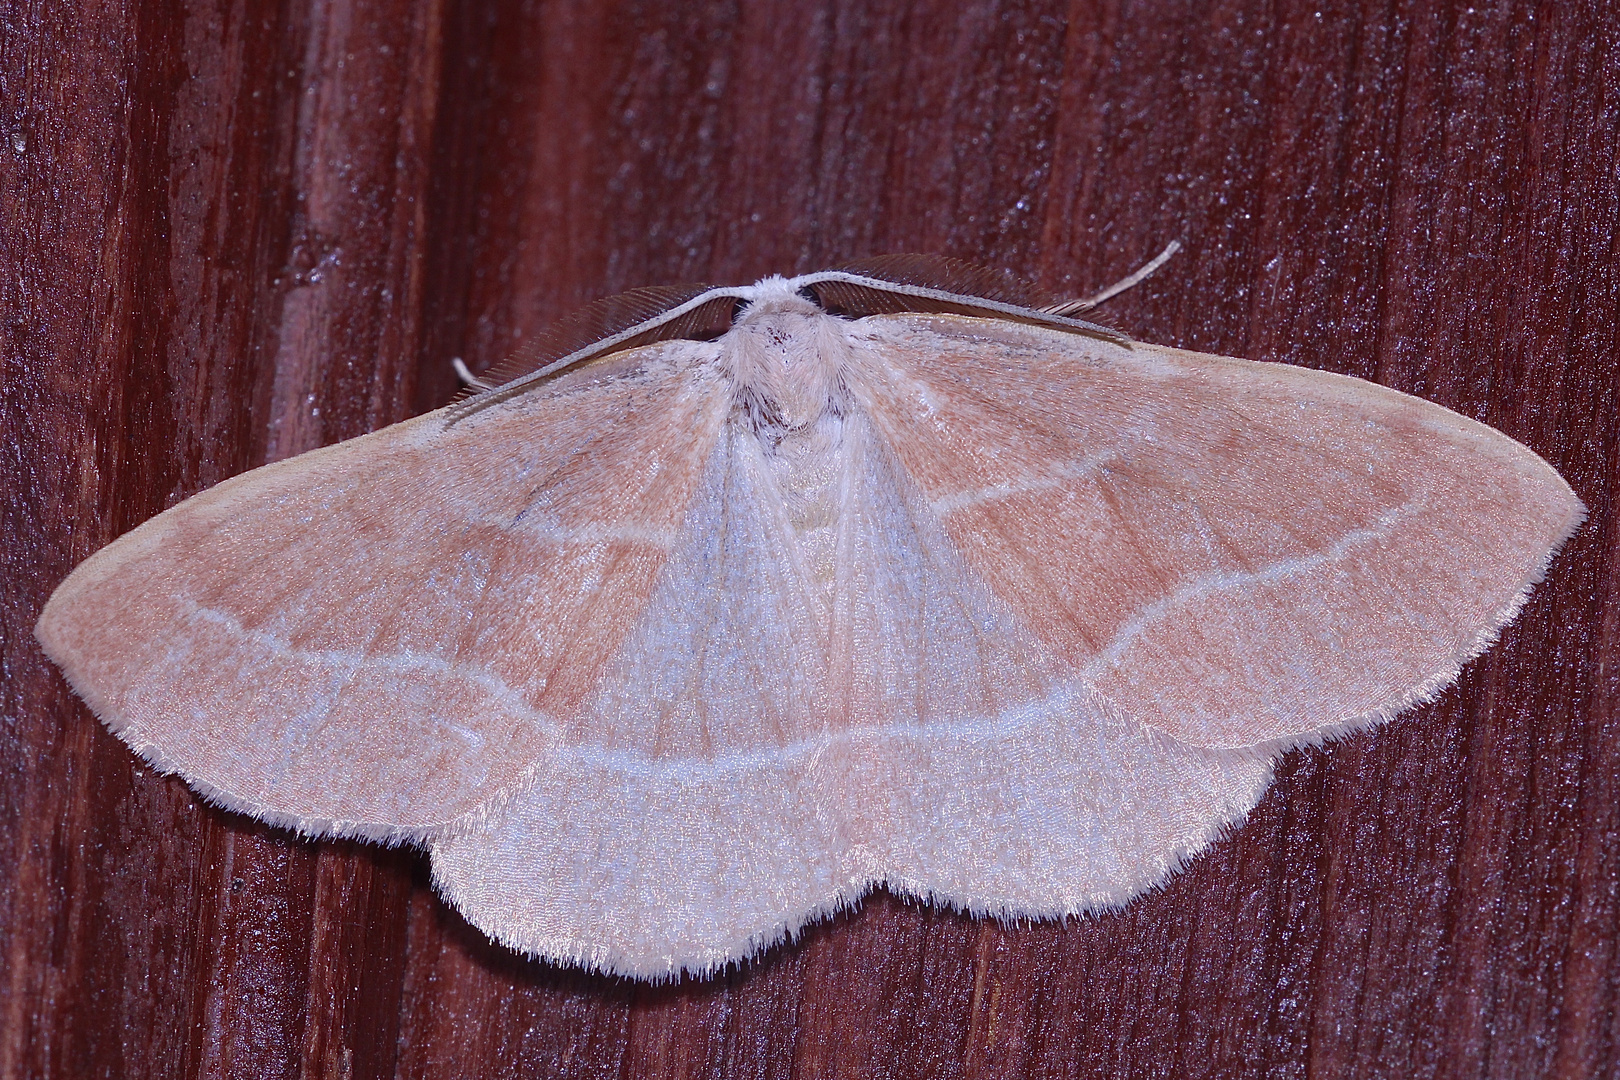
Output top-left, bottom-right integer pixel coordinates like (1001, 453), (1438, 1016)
(35, 341), (731, 840)
(847, 315), (1583, 750)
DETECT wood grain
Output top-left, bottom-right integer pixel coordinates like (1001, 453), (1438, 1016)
(2, 0), (1615, 1076)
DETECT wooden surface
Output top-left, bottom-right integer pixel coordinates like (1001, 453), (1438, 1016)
(2, 0), (1617, 1076)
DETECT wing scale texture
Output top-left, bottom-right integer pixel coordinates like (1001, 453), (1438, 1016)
(847, 316), (1581, 748)
(37, 342), (731, 837)
(35, 279), (1583, 978)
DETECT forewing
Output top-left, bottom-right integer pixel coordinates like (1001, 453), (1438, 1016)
(848, 316), (1584, 749)
(36, 341), (731, 837)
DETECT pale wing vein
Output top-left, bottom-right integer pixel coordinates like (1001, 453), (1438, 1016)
(1081, 503), (1421, 676)
(180, 600), (560, 738)
(929, 451), (1119, 514)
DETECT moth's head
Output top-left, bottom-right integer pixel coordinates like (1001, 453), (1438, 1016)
(724, 275), (849, 430)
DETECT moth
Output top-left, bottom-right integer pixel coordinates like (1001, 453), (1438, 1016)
(36, 255), (1583, 979)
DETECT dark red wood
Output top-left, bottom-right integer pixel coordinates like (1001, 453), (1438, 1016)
(2, 1), (1615, 1077)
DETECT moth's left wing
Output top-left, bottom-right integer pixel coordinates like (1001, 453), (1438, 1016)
(847, 315), (1583, 750)
(36, 342), (731, 839)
